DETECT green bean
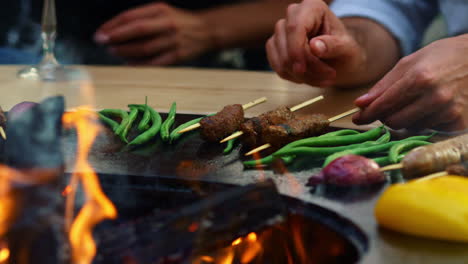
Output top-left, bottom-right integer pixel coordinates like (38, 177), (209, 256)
(376, 129), (391, 143)
(99, 109), (129, 136)
(388, 140), (432, 164)
(243, 155), (295, 167)
(161, 102), (177, 142)
(273, 140), (379, 158)
(317, 129), (360, 137)
(373, 153), (407, 166)
(169, 114), (215, 143)
(274, 128), (389, 157)
(137, 97), (151, 131)
(98, 112), (119, 132)
(119, 107), (139, 143)
(322, 134), (435, 167)
(280, 126), (385, 151)
(223, 138), (238, 155)
(128, 105), (162, 146)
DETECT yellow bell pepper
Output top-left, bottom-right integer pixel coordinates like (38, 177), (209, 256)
(375, 175), (468, 242)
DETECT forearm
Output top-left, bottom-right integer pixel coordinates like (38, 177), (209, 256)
(199, 0), (311, 49)
(338, 18), (401, 87)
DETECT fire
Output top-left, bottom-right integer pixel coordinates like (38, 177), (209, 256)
(62, 185), (72, 196)
(194, 232), (262, 264)
(62, 108), (117, 264)
(0, 241), (9, 263)
(231, 237), (242, 246)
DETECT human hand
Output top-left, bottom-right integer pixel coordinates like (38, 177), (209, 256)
(266, 0), (366, 87)
(94, 3), (213, 65)
(353, 35), (468, 131)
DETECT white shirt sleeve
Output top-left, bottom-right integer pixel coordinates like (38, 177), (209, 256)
(330, 0), (439, 55)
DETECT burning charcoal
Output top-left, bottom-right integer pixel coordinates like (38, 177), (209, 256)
(96, 180), (287, 263)
(5, 96), (64, 169)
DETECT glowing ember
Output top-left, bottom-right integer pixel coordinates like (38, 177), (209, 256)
(62, 185), (72, 196)
(0, 242), (9, 263)
(194, 232), (263, 264)
(246, 232), (257, 242)
(63, 108), (117, 264)
(200, 256), (214, 262)
(231, 237), (242, 246)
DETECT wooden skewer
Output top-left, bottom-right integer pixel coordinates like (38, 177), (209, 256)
(414, 171), (448, 182)
(220, 95), (325, 143)
(244, 107), (360, 156)
(379, 163), (403, 172)
(177, 97), (267, 134)
(0, 127), (5, 140)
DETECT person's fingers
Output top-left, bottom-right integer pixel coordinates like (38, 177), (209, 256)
(432, 117), (467, 132)
(96, 3), (168, 35)
(266, 37), (282, 74)
(353, 72), (418, 125)
(101, 17), (174, 44)
(309, 35), (351, 59)
(407, 101), (462, 131)
(354, 55), (415, 108)
(302, 51), (337, 86)
(109, 34), (176, 58)
(378, 94), (442, 130)
(285, 2), (325, 75)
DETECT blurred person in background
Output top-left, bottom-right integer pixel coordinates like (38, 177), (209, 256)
(1, 0), (334, 70)
(266, 0), (468, 131)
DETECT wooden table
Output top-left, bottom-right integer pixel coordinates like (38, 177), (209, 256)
(0, 65), (373, 129)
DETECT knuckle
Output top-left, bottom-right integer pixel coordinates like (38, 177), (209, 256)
(398, 55), (412, 67)
(433, 89), (452, 105)
(413, 66), (435, 86)
(447, 104), (463, 119)
(135, 23), (150, 34)
(155, 2), (170, 12)
(287, 4), (298, 16)
(166, 17), (177, 31)
(286, 21), (298, 34)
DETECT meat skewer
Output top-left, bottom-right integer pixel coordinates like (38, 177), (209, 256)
(379, 133), (468, 178)
(177, 97), (267, 135)
(220, 95), (325, 143)
(244, 108), (361, 156)
(0, 106), (6, 140)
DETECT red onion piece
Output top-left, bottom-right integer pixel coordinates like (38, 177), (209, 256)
(318, 155), (385, 186)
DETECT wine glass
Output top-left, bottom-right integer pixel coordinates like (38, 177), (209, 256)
(17, 0), (77, 81)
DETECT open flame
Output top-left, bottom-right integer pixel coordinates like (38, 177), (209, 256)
(194, 232), (262, 264)
(0, 241), (9, 264)
(62, 108), (117, 264)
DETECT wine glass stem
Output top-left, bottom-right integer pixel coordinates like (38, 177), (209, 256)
(42, 32), (56, 60)
(41, 0), (58, 62)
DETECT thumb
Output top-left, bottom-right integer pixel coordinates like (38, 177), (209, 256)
(309, 35), (351, 59)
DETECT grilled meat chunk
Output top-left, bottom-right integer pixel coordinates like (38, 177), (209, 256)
(241, 106), (294, 147)
(262, 114), (330, 147)
(200, 104), (244, 142)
